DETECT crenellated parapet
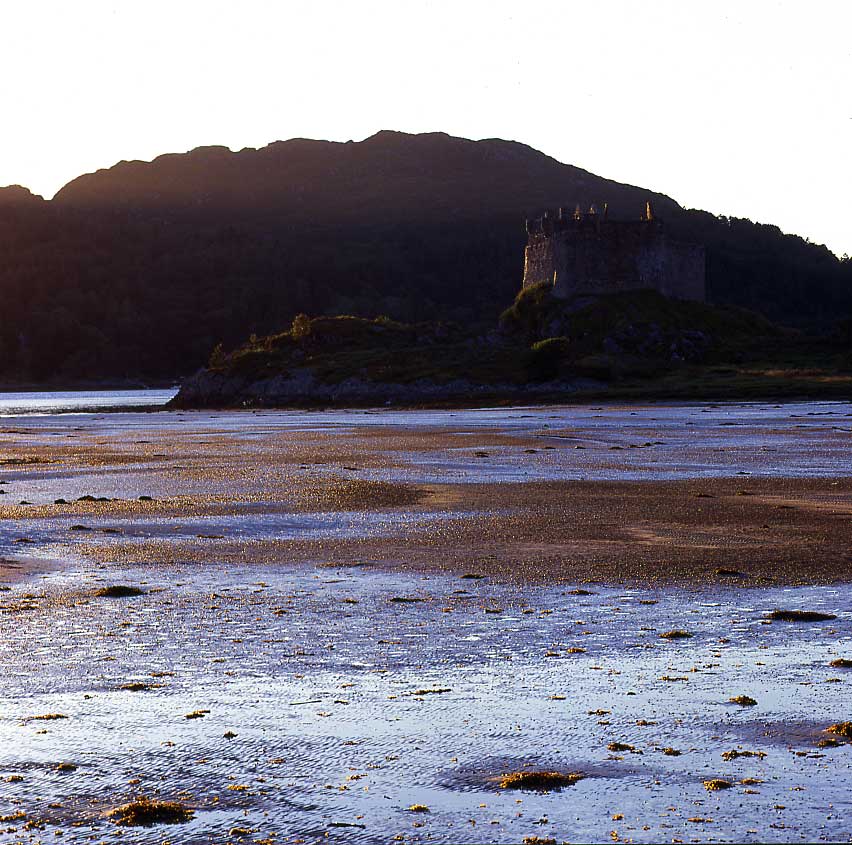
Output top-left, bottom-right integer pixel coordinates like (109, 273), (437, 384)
(525, 201), (656, 236)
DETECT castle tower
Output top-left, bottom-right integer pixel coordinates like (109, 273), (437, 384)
(521, 202), (705, 302)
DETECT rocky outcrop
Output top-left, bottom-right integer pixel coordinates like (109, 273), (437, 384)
(169, 367), (588, 409)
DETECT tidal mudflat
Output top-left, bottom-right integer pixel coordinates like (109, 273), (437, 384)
(1, 402), (851, 843)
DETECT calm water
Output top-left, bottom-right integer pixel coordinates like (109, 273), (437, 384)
(0, 388), (178, 416)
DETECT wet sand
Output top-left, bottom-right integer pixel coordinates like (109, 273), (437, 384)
(3, 401), (852, 587)
(1, 402), (851, 842)
(51, 476), (852, 589)
(0, 555), (57, 586)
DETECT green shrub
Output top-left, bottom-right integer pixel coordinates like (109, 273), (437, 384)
(290, 313), (312, 340)
(499, 283), (559, 342)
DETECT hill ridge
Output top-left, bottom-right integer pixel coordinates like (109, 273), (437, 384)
(0, 129), (848, 382)
(51, 130), (680, 221)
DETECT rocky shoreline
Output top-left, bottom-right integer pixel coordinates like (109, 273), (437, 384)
(169, 367), (596, 409)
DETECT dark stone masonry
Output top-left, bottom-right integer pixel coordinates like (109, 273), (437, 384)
(522, 202), (705, 301)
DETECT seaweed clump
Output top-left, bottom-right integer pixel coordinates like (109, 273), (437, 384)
(94, 585), (145, 598)
(703, 779), (733, 791)
(721, 749), (766, 761)
(499, 770), (583, 791)
(826, 722), (852, 739)
(768, 609), (836, 622)
(185, 709), (210, 720)
(607, 742), (640, 754)
(108, 798), (193, 826)
(659, 630), (693, 639)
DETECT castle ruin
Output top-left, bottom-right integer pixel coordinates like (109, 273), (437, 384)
(522, 202), (705, 302)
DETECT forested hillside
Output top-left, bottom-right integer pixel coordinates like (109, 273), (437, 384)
(1, 131), (849, 381)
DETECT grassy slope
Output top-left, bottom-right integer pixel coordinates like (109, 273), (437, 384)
(214, 315), (528, 386)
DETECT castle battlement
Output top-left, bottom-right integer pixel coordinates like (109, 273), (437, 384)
(522, 202), (705, 302)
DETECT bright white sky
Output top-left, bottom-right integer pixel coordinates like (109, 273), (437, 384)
(2, 0), (850, 255)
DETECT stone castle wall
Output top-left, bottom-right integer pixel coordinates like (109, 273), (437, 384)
(522, 213), (705, 302)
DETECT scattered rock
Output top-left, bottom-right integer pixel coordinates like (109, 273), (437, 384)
(768, 609), (836, 622)
(93, 585), (145, 598)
